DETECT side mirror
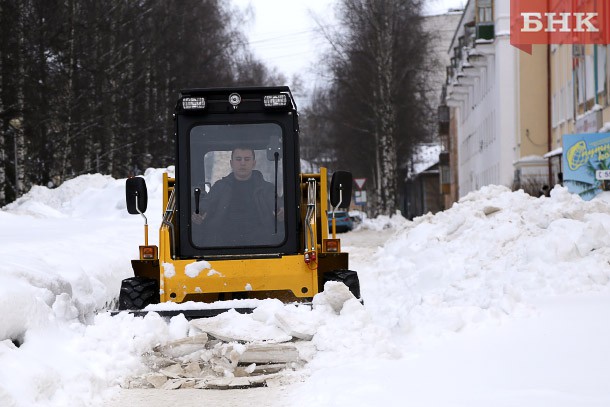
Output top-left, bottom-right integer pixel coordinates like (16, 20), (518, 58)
(330, 171), (352, 208)
(126, 177), (148, 214)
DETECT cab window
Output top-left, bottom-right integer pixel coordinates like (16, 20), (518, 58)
(188, 123), (285, 248)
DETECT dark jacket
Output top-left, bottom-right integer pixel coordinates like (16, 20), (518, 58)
(200, 170), (279, 242)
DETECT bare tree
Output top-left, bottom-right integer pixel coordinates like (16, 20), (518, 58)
(13, 0), (26, 197)
(0, 0), (277, 205)
(308, 0), (433, 216)
(0, 0), (4, 203)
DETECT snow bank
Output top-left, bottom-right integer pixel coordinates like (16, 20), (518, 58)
(2, 171), (610, 406)
(4, 168), (171, 219)
(366, 185), (610, 343)
(290, 184), (610, 406)
(356, 210), (409, 231)
(0, 168), (172, 343)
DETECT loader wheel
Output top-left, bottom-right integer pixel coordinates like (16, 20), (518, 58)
(322, 270), (361, 299)
(118, 277), (159, 310)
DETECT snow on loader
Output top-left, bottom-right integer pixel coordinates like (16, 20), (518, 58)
(118, 86), (360, 318)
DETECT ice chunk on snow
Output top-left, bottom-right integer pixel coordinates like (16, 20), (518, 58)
(190, 310), (292, 342)
(313, 281), (355, 314)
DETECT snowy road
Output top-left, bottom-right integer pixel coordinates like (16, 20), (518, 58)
(107, 386), (290, 407)
(106, 227), (393, 407)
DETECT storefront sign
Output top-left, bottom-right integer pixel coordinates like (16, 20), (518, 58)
(563, 133), (610, 200)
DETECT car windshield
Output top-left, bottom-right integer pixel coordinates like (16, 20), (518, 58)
(189, 123), (286, 248)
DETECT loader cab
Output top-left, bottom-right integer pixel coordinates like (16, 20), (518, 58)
(174, 87), (300, 258)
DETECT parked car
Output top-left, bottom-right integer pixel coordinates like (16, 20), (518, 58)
(349, 212), (363, 224)
(328, 210), (354, 233)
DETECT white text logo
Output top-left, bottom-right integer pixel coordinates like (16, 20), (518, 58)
(521, 12), (599, 32)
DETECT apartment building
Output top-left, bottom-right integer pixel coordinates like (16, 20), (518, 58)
(440, 0), (550, 203)
(549, 43), (610, 191)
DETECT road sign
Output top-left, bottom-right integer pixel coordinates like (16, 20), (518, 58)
(354, 190), (367, 204)
(354, 178), (366, 190)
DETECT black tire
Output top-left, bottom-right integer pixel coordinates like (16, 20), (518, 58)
(118, 277), (160, 310)
(322, 270), (361, 299)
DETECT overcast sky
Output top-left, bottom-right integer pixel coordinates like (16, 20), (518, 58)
(231, 0), (467, 103)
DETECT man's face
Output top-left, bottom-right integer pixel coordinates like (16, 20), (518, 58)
(231, 149), (256, 181)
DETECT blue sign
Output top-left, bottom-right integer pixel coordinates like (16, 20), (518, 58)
(562, 133), (610, 200)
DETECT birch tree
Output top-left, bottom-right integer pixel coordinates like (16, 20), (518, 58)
(0, 0), (4, 203)
(309, 0), (433, 216)
(53, 0), (76, 184)
(13, 0), (27, 197)
(0, 0), (273, 204)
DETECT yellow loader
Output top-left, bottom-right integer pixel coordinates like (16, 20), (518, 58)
(118, 86), (359, 317)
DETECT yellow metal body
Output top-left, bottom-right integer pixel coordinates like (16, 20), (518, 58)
(158, 254), (319, 303)
(151, 168), (341, 304)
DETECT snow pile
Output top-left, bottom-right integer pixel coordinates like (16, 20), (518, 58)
(290, 185), (610, 406)
(3, 174), (116, 219)
(369, 185), (610, 341)
(4, 168), (170, 220)
(0, 168), (171, 342)
(356, 210), (409, 231)
(1, 172), (610, 406)
(0, 311), (175, 406)
(0, 167), (172, 343)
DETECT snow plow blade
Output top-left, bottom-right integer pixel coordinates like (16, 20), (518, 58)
(110, 307), (256, 319)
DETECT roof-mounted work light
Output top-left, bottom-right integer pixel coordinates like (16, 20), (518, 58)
(182, 97), (206, 110)
(263, 94), (288, 108)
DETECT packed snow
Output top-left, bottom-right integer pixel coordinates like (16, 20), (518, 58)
(1, 168), (610, 406)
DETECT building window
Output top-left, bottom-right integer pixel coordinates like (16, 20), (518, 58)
(477, 0), (492, 23)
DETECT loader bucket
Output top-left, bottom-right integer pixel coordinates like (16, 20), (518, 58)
(111, 307), (257, 319)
